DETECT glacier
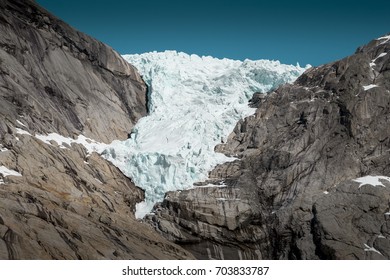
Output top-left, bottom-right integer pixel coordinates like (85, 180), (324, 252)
(103, 51), (309, 218)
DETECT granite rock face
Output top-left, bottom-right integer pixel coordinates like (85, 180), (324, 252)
(0, 0), (192, 259)
(0, 0), (147, 143)
(147, 35), (390, 259)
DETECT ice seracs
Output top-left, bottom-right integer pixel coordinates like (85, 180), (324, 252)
(104, 51), (308, 218)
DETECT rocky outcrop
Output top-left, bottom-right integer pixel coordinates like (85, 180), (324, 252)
(147, 34), (390, 259)
(0, 0), (192, 259)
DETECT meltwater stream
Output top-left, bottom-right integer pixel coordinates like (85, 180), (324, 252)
(103, 51), (308, 218)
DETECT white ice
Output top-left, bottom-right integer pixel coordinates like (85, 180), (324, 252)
(103, 51), (308, 218)
(363, 84), (379, 91)
(353, 175), (390, 188)
(0, 166), (22, 177)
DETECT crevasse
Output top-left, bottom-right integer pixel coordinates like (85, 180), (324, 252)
(103, 51), (309, 218)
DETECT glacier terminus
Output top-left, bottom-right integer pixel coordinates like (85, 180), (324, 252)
(103, 51), (309, 218)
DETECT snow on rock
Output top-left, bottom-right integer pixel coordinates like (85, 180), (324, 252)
(353, 175), (390, 188)
(35, 133), (108, 154)
(370, 53), (387, 69)
(15, 128), (31, 136)
(16, 120), (26, 127)
(0, 166), (22, 177)
(377, 35), (390, 44)
(0, 145), (8, 152)
(363, 84), (379, 91)
(104, 51), (309, 218)
(364, 244), (383, 255)
(375, 52), (387, 60)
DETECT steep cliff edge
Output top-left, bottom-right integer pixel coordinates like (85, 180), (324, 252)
(148, 35), (390, 259)
(0, 0), (192, 259)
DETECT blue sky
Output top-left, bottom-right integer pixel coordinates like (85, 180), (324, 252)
(36, 0), (390, 66)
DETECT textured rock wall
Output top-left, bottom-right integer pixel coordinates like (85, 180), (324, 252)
(0, 0), (147, 143)
(148, 35), (390, 259)
(0, 0), (192, 259)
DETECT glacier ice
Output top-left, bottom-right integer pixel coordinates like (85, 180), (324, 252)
(103, 51), (309, 218)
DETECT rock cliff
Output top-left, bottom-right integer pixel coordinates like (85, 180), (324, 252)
(0, 0), (192, 259)
(147, 34), (390, 259)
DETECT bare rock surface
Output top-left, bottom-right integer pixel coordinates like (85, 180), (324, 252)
(0, 0), (192, 259)
(0, 0), (147, 143)
(147, 34), (390, 259)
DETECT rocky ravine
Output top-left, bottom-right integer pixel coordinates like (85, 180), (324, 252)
(147, 35), (390, 259)
(0, 0), (192, 259)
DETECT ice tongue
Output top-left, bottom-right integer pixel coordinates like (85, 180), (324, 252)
(103, 51), (309, 218)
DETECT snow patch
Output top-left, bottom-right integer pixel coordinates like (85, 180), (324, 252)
(35, 133), (107, 154)
(105, 51), (308, 218)
(353, 175), (390, 188)
(16, 120), (26, 127)
(0, 145), (8, 152)
(0, 166), (22, 177)
(363, 84), (379, 91)
(370, 52), (387, 69)
(15, 128), (31, 136)
(375, 52), (387, 60)
(364, 244), (383, 255)
(385, 212), (390, 216)
(378, 234), (386, 239)
(323, 191), (329, 194)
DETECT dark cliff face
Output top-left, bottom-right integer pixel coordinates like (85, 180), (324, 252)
(0, 0), (193, 259)
(148, 35), (390, 260)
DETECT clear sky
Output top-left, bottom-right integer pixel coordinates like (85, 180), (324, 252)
(36, 0), (390, 66)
